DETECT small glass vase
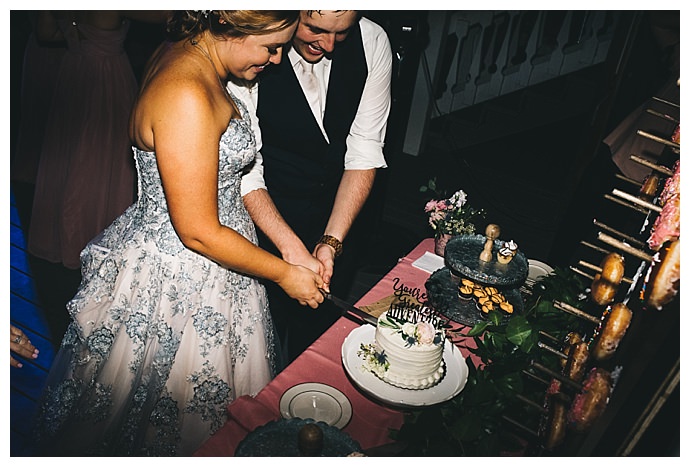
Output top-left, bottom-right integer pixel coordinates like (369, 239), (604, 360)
(434, 233), (453, 257)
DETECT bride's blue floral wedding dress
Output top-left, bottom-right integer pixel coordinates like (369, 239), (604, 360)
(33, 93), (277, 456)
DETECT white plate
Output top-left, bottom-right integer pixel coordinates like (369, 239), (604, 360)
(341, 326), (469, 408)
(527, 259), (554, 282)
(279, 382), (352, 429)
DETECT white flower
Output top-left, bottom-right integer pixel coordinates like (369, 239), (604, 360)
(402, 323), (417, 338)
(449, 190), (467, 208)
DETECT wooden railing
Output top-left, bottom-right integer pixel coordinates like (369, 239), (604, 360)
(402, 11), (622, 155)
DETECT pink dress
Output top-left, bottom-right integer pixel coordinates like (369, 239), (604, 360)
(12, 32), (66, 184)
(28, 18), (137, 269)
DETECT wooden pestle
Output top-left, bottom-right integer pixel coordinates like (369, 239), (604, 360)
(479, 224), (500, 262)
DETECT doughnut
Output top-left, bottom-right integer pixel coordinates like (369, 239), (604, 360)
(648, 161), (680, 251)
(591, 303), (633, 361)
(645, 239), (680, 311)
(639, 173), (660, 201)
(546, 378), (561, 396)
(590, 273), (617, 306)
(567, 368), (612, 432)
(599, 252), (625, 285)
(564, 341), (590, 383)
(541, 392), (569, 451)
(560, 332), (583, 369)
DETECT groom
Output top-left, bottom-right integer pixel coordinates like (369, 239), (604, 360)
(236, 10), (393, 364)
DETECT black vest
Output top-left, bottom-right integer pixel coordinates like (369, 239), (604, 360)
(256, 22), (368, 244)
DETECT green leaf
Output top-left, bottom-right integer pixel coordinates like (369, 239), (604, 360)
(467, 321), (489, 337)
(505, 315), (532, 346)
(449, 413), (483, 441)
(494, 371), (524, 395)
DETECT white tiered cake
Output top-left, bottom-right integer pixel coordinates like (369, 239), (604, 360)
(359, 307), (446, 390)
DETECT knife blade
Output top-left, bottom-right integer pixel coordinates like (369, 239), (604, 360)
(319, 289), (377, 326)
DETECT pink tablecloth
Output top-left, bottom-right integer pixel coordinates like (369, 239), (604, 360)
(194, 238), (477, 456)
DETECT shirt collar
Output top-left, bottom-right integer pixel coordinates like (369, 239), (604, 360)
(289, 46), (331, 72)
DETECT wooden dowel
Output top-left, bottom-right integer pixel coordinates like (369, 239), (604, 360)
(502, 415), (540, 438)
(593, 219), (646, 248)
(538, 341), (568, 360)
(651, 96), (680, 108)
(644, 108), (679, 123)
(615, 173), (643, 187)
(515, 394), (547, 413)
(531, 361), (583, 391)
(553, 300), (601, 324)
(629, 155), (674, 176)
(570, 266), (595, 282)
(538, 330), (560, 343)
(580, 240), (611, 255)
(577, 260), (633, 285)
(611, 189), (662, 213)
(596, 232), (653, 262)
(523, 369), (550, 386)
(637, 130), (679, 149)
(604, 194), (651, 214)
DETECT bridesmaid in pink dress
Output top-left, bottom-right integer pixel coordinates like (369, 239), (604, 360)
(28, 11), (166, 269)
(12, 19), (66, 186)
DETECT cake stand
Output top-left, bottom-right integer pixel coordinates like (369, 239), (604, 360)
(426, 233), (528, 326)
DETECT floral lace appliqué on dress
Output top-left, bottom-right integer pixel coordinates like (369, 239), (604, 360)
(33, 93), (276, 456)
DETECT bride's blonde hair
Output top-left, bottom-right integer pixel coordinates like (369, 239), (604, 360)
(166, 10), (299, 42)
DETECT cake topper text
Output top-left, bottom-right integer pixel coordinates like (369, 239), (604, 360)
(388, 277), (444, 328)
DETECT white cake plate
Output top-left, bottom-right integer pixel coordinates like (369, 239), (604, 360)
(341, 326), (468, 408)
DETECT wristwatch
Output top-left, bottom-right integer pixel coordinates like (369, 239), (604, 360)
(317, 235), (343, 257)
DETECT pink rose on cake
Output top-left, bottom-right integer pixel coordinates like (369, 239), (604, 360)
(416, 322), (436, 345)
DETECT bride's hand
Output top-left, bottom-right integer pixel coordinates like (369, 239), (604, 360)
(277, 265), (325, 309)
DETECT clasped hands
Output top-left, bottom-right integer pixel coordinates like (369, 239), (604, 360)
(282, 242), (338, 308)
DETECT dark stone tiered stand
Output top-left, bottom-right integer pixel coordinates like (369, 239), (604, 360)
(425, 230), (529, 326)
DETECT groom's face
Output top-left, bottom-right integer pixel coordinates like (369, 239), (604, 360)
(292, 10), (359, 63)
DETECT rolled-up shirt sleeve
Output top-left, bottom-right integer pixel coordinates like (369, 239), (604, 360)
(228, 80), (268, 196)
(344, 17), (392, 171)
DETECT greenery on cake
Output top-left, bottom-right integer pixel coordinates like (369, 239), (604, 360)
(358, 343), (389, 378)
(391, 267), (587, 456)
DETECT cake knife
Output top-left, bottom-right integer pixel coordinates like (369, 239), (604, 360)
(318, 289), (377, 326)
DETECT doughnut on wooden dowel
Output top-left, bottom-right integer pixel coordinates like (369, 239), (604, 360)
(542, 393), (569, 451)
(591, 303), (633, 361)
(590, 273), (618, 306)
(645, 239), (681, 311)
(567, 368), (612, 433)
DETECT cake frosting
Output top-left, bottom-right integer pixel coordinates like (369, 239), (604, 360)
(358, 307), (446, 390)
